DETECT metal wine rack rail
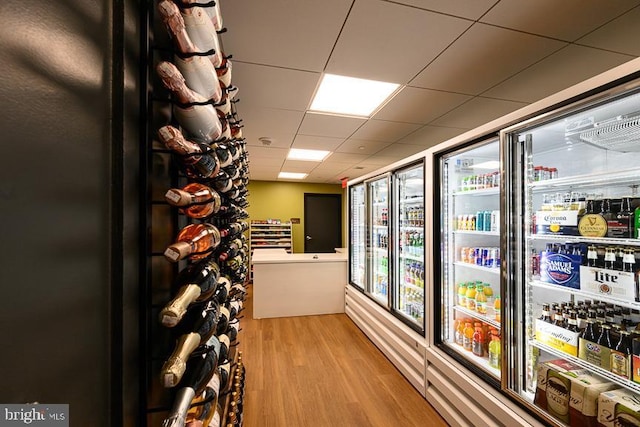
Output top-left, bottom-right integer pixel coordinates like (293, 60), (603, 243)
(141, 1), (245, 425)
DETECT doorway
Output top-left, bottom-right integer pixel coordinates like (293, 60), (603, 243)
(303, 193), (342, 253)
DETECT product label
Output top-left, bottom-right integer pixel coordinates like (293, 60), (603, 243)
(165, 189), (182, 204)
(536, 210), (581, 236)
(540, 252), (582, 289)
(578, 214), (608, 237)
(535, 319), (580, 356)
(579, 266), (636, 300)
(579, 338), (612, 370)
(546, 373), (572, 423)
(610, 350), (630, 379)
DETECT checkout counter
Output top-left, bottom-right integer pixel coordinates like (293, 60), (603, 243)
(251, 248), (347, 319)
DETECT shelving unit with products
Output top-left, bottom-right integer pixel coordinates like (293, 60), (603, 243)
(249, 221), (293, 252)
(504, 81), (640, 426)
(436, 139), (502, 382)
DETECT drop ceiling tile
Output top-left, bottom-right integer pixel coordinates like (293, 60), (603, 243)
(390, 0), (497, 20)
(483, 45), (636, 103)
(326, 0), (472, 83)
(374, 143), (426, 159)
(349, 119), (422, 142)
(243, 146), (288, 159)
(220, 0), (352, 71)
(291, 135), (345, 151)
(410, 23), (567, 95)
(311, 161), (354, 173)
(298, 113), (366, 138)
(231, 62), (319, 111)
(480, 0), (640, 41)
(431, 97), (527, 128)
(397, 125), (468, 148)
(281, 160), (318, 173)
(328, 152), (370, 163)
(335, 138), (392, 154)
(373, 86), (472, 124)
(236, 106), (304, 148)
(245, 156), (284, 167)
(577, 6), (640, 56)
(246, 169), (279, 181)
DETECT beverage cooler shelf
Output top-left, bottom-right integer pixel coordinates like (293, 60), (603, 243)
(531, 280), (640, 310)
(529, 233), (640, 247)
(454, 305), (501, 329)
(400, 252), (424, 262)
(453, 187), (499, 197)
(402, 282), (424, 293)
(454, 230), (500, 237)
(454, 261), (500, 275)
(400, 196), (424, 204)
(531, 340), (640, 395)
(528, 167), (640, 191)
(447, 340), (501, 378)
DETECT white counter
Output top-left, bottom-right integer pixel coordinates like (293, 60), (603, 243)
(252, 249), (347, 319)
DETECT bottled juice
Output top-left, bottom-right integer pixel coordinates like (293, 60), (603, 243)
(457, 282), (467, 307)
(489, 333), (501, 369)
(483, 283), (494, 306)
(472, 323), (484, 357)
(476, 285), (487, 314)
(466, 284), (477, 311)
(494, 297), (501, 322)
(463, 322), (474, 351)
(455, 318), (466, 346)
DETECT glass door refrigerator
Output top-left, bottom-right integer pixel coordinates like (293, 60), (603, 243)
(434, 137), (502, 384)
(393, 161), (425, 334)
(349, 183), (366, 291)
(502, 78), (640, 426)
(367, 174), (391, 307)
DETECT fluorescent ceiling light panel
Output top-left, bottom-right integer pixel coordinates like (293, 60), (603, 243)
(287, 148), (331, 162)
(278, 172), (308, 179)
(310, 74), (400, 117)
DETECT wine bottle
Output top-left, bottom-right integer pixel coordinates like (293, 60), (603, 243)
(180, 0), (223, 67)
(215, 238), (242, 262)
(218, 361), (231, 392)
(157, 61), (223, 143)
(229, 283), (246, 299)
(227, 320), (240, 342)
(165, 223), (222, 263)
(216, 306), (230, 336)
(158, 125), (220, 179)
(226, 299), (242, 319)
(165, 183), (222, 219)
(208, 169), (233, 194)
(162, 349), (218, 427)
(212, 142), (233, 168)
(161, 305), (219, 387)
(213, 276), (231, 305)
(157, 0), (222, 102)
(217, 114), (233, 140)
(185, 386), (215, 426)
(217, 334), (230, 362)
(159, 259), (221, 327)
(203, 0), (223, 31)
(217, 222), (247, 238)
(216, 56), (232, 88)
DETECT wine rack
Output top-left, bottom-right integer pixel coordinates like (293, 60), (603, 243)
(143, 1), (248, 426)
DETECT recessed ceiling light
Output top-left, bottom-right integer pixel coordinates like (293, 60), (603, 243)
(287, 148), (331, 162)
(278, 172), (308, 179)
(310, 74), (401, 117)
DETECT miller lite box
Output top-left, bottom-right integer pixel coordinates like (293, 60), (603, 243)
(541, 250), (582, 289)
(597, 388), (640, 427)
(580, 266), (636, 301)
(536, 210), (581, 236)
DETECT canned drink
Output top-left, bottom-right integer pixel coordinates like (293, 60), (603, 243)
(475, 248), (483, 266)
(488, 248), (499, 268)
(491, 210), (500, 232)
(476, 211), (484, 231)
(457, 214), (464, 230)
(459, 247), (467, 263)
(481, 248), (490, 266)
(483, 210), (492, 232)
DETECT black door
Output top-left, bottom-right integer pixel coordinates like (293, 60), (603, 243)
(304, 193), (342, 253)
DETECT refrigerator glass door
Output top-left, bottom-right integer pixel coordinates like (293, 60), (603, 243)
(435, 138), (502, 382)
(394, 162), (425, 332)
(349, 183), (366, 290)
(367, 175), (390, 306)
(503, 82), (640, 425)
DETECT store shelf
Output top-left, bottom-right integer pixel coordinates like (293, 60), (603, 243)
(454, 305), (501, 329)
(528, 167), (640, 191)
(530, 279), (640, 310)
(452, 187), (499, 197)
(399, 225), (424, 231)
(528, 233), (640, 247)
(454, 262), (501, 275)
(446, 341), (501, 379)
(400, 282), (424, 293)
(531, 340), (640, 394)
(399, 251), (424, 261)
(454, 230), (500, 236)
(400, 196), (424, 204)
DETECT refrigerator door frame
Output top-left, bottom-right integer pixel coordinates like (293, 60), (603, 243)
(392, 159), (427, 335)
(365, 172), (393, 309)
(348, 182), (367, 292)
(500, 75), (640, 423)
(432, 133), (503, 389)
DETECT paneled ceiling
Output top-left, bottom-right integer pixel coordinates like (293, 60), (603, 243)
(219, 0), (640, 183)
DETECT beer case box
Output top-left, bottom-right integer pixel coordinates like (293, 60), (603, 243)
(540, 251), (582, 290)
(536, 319), (581, 356)
(597, 388), (640, 427)
(579, 338), (612, 371)
(535, 210), (581, 236)
(579, 266), (637, 301)
(534, 359), (587, 412)
(569, 373), (617, 427)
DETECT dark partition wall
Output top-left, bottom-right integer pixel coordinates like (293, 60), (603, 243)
(0, 1), (142, 425)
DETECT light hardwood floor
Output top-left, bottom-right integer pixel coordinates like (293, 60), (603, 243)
(237, 285), (449, 427)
